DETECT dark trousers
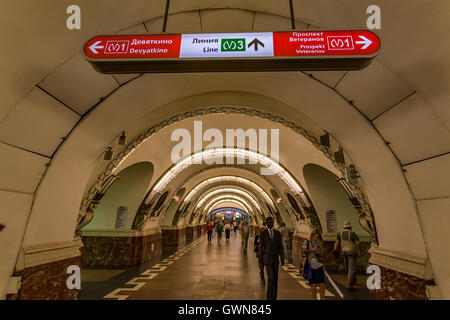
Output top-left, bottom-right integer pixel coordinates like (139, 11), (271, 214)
(207, 231), (212, 241)
(265, 261), (279, 300)
(259, 262), (265, 280)
(225, 229), (230, 239)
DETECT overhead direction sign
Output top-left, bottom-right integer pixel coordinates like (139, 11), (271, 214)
(83, 30), (381, 73)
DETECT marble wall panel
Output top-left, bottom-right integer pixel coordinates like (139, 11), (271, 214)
(370, 265), (428, 300)
(162, 228), (187, 248)
(186, 226), (194, 241)
(82, 233), (162, 267)
(17, 256), (81, 300)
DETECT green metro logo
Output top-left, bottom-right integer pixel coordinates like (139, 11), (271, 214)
(221, 38), (246, 52)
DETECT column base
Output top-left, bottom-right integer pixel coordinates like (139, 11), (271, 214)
(162, 227), (186, 249)
(12, 239), (83, 300)
(370, 265), (428, 300)
(81, 230), (162, 267)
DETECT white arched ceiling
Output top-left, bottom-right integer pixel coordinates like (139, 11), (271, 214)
(185, 183), (273, 214)
(201, 195), (257, 217)
(210, 202), (246, 213)
(141, 148), (304, 199)
(194, 189), (262, 213)
(100, 113), (339, 232)
(191, 186), (270, 214)
(101, 114), (337, 214)
(2, 1), (449, 298)
(163, 165), (297, 225)
(18, 74), (428, 259)
(182, 174), (276, 209)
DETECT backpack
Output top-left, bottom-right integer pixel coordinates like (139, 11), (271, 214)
(340, 230), (356, 254)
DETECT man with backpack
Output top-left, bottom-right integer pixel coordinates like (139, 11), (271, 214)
(333, 221), (361, 290)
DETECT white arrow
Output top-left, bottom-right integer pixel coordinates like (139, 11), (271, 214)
(355, 35), (372, 50)
(89, 41), (104, 54)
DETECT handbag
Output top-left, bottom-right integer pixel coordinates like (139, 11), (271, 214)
(299, 240), (312, 280)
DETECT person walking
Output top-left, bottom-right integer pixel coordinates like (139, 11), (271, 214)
(233, 220), (238, 233)
(240, 220), (250, 254)
(215, 220), (224, 240)
(258, 217), (284, 300)
(279, 223), (292, 264)
(225, 221), (232, 240)
(333, 221), (360, 290)
(254, 227), (265, 285)
(303, 229), (326, 300)
(206, 221), (213, 242)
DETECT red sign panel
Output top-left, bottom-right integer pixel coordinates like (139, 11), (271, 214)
(84, 34), (182, 59)
(83, 30), (381, 73)
(273, 30), (380, 57)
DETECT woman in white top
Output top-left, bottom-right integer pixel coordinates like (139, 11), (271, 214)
(302, 229), (326, 300)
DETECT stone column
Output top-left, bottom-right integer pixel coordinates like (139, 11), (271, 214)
(81, 229), (162, 267)
(368, 246), (434, 300)
(186, 225), (194, 241)
(12, 239), (83, 300)
(161, 226), (186, 249)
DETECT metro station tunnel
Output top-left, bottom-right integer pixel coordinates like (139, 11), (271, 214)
(0, 0), (449, 304)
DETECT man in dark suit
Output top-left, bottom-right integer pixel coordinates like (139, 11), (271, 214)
(258, 217), (284, 300)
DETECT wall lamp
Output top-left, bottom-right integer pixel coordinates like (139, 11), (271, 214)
(104, 147), (113, 160)
(320, 132), (330, 148)
(119, 131), (127, 145)
(334, 147), (345, 165)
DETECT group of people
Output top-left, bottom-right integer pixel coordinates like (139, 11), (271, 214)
(207, 217), (361, 300)
(254, 218), (361, 300)
(205, 219), (246, 242)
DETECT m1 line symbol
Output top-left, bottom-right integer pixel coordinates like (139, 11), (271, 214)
(89, 41), (104, 54)
(248, 38), (264, 51)
(355, 36), (372, 49)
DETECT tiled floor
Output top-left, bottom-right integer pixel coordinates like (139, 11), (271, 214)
(80, 232), (369, 300)
(81, 269), (126, 282)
